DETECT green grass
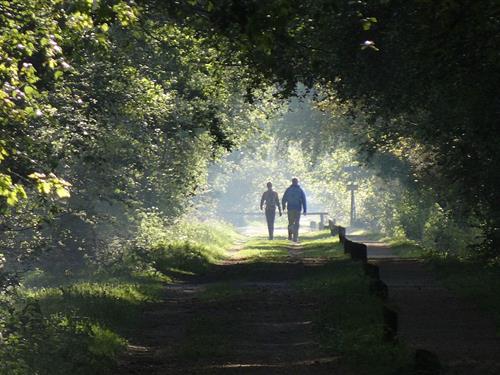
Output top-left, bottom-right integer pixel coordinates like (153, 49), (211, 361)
(386, 237), (429, 258)
(230, 230), (344, 261)
(1, 270), (169, 375)
(293, 261), (411, 374)
(3, 220), (241, 375)
(348, 228), (385, 241)
(23, 278), (164, 329)
(231, 236), (290, 261)
(298, 230), (344, 258)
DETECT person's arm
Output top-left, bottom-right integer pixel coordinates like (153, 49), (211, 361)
(301, 189), (307, 214)
(282, 189), (288, 211)
(260, 192), (266, 210)
(275, 192), (282, 215)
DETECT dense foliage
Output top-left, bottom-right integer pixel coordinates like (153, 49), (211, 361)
(162, 0), (500, 255)
(0, 2), (260, 372)
(1, 0), (499, 372)
(0, 0), (266, 276)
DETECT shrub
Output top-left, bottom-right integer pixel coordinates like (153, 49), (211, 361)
(0, 297), (125, 375)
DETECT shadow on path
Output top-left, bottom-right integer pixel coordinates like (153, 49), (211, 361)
(116, 244), (342, 374)
(355, 237), (500, 375)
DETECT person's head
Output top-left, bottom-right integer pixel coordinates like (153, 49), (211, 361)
(291, 177), (299, 186)
(266, 182), (273, 190)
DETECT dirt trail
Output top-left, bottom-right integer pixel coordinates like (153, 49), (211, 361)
(350, 235), (500, 375)
(116, 240), (340, 374)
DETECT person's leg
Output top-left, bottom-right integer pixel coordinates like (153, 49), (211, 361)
(293, 211), (302, 242)
(287, 210), (294, 240)
(266, 209), (275, 240)
(291, 210), (301, 242)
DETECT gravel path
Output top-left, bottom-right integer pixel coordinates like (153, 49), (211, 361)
(351, 236), (500, 374)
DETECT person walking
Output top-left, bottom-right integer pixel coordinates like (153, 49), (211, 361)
(260, 182), (282, 240)
(282, 177), (307, 242)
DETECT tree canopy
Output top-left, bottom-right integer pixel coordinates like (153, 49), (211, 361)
(164, 0), (500, 254)
(1, 0), (499, 269)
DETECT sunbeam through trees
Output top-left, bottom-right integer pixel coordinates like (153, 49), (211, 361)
(0, 0), (499, 374)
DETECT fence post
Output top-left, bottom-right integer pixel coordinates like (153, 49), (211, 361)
(338, 225), (346, 244)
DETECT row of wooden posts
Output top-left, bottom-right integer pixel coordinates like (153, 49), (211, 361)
(328, 219), (397, 342)
(327, 220), (442, 371)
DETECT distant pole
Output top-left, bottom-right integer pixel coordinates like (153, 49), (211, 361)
(343, 165), (360, 227)
(347, 183), (358, 227)
(350, 189), (356, 226)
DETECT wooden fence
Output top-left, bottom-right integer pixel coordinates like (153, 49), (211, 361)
(327, 219), (397, 342)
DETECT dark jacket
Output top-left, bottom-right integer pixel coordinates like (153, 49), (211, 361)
(282, 185), (307, 213)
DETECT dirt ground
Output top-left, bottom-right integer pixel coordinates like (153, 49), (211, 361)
(117, 232), (500, 375)
(350, 235), (500, 375)
(116, 241), (342, 375)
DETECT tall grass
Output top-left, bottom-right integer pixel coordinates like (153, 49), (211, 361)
(1, 218), (238, 374)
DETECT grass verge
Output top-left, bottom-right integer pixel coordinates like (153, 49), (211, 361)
(385, 237), (429, 258)
(1, 219), (239, 374)
(293, 261), (411, 374)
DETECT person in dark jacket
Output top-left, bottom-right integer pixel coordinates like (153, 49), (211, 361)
(260, 182), (282, 240)
(282, 177), (307, 242)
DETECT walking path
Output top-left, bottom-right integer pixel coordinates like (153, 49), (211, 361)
(350, 235), (500, 375)
(117, 235), (340, 374)
(117, 230), (500, 374)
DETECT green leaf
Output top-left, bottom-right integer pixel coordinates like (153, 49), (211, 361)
(24, 85), (37, 97)
(56, 186), (70, 199)
(39, 182), (52, 195)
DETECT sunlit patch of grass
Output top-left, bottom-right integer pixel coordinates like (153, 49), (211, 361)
(293, 260), (411, 374)
(348, 228), (385, 241)
(22, 279), (164, 330)
(300, 230), (333, 240)
(386, 238), (429, 258)
(152, 241), (223, 275)
(299, 231), (344, 258)
(89, 323), (127, 359)
(229, 231), (343, 261)
(9, 272), (167, 374)
(231, 237), (290, 261)
(0, 299), (129, 375)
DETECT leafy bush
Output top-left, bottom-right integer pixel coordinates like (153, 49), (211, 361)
(133, 215), (238, 275)
(423, 204), (482, 257)
(0, 297), (125, 375)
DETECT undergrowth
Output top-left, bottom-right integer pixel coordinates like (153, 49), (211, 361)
(0, 218), (237, 375)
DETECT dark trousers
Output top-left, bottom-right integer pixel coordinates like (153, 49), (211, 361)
(287, 209), (301, 242)
(265, 209), (276, 239)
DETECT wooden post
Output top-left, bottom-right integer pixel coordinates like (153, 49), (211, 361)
(319, 213), (326, 229)
(347, 183), (358, 226)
